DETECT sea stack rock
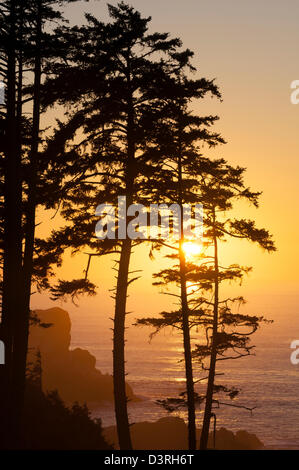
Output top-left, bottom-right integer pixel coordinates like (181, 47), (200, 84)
(27, 307), (136, 405)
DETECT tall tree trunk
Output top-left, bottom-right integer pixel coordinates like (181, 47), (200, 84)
(11, 0), (42, 446)
(113, 236), (133, 450)
(113, 65), (134, 449)
(179, 242), (197, 450)
(177, 109), (196, 450)
(0, 0), (23, 448)
(200, 208), (219, 450)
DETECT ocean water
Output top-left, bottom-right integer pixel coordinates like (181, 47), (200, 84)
(70, 304), (299, 449)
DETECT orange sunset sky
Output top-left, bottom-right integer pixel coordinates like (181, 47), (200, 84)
(33, 0), (299, 324)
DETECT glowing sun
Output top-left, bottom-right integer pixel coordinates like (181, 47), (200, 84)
(182, 241), (203, 258)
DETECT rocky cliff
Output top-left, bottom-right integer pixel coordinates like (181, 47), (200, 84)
(103, 416), (264, 450)
(27, 307), (136, 405)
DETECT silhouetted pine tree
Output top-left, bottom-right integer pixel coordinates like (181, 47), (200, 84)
(197, 162), (276, 449)
(0, 0), (85, 448)
(38, 3), (190, 450)
(138, 159), (275, 450)
(0, 0), (26, 446)
(136, 60), (224, 449)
